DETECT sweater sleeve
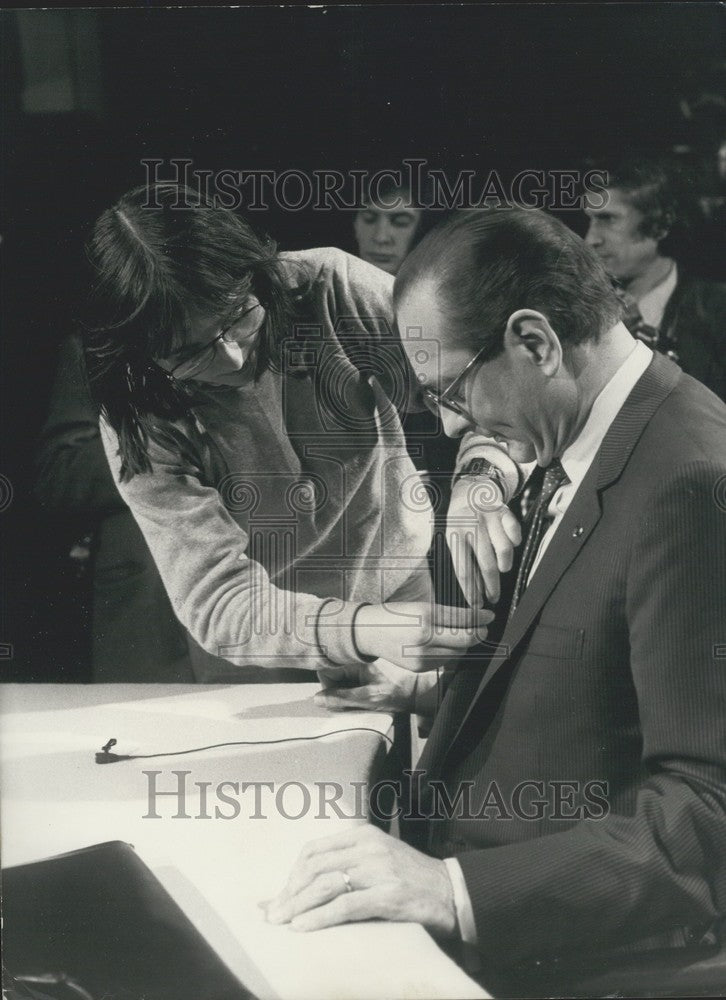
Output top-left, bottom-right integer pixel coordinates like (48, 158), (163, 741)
(291, 250), (521, 489)
(99, 418), (368, 671)
(289, 248), (410, 407)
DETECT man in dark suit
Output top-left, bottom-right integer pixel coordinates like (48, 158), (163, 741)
(263, 208), (726, 996)
(584, 154), (726, 400)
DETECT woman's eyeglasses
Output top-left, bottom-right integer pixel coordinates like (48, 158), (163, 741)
(160, 302), (262, 381)
(419, 342), (490, 419)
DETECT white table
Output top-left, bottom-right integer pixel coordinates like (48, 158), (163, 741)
(0, 683), (488, 1000)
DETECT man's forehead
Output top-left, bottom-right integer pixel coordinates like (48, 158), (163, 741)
(586, 187), (637, 217)
(397, 280), (448, 354)
(396, 278), (443, 327)
(396, 280), (472, 383)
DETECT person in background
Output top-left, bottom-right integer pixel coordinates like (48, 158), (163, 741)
(696, 136), (726, 282)
(352, 173), (435, 276)
(84, 183), (499, 684)
(584, 153), (726, 400)
(35, 334), (194, 681)
(352, 171), (462, 589)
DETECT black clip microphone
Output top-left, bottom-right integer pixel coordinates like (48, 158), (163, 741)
(95, 737), (133, 764)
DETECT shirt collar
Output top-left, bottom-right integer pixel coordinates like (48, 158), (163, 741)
(638, 261), (678, 329)
(560, 337), (653, 490)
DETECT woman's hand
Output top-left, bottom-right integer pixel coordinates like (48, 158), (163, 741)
(353, 602), (493, 672)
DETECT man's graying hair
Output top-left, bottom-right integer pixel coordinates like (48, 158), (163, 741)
(394, 207), (621, 359)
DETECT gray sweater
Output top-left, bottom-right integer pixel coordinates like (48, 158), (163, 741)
(101, 249), (434, 673)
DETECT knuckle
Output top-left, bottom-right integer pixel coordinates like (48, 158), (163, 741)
(324, 871), (342, 895)
(379, 884), (401, 914)
(307, 855), (326, 879)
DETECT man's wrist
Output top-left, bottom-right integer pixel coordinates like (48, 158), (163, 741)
(452, 456), (521, 503)
(454, 439), (524, 499)
(426, 857), (458, 939)
(443, 857), (480, 964)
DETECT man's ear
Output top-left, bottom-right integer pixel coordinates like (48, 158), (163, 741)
(647, 209), (675, 244)
(503, 309), (563, 376)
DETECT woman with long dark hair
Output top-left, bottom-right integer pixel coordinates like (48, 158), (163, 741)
(84, 183), (492, 682)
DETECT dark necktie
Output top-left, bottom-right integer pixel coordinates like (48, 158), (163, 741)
(614, 284), (681, 362)
(615, 285), (672, 351)
(614, 286), (661, 349)
(508, 459), (570, 620)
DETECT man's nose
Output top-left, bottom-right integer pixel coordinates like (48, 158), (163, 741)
(440, 408), (473, 438)
(584, 220), (601, 247)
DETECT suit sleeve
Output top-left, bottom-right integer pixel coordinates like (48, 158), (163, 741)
(455, 460), (726, 964)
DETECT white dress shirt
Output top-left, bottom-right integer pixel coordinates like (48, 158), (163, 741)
(445, 335), (654, 956)
(638, 261), (677, 329)
(527, 338), (653, 580)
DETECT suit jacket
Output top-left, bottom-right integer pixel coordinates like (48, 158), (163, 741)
(413, 353), (726, 983)
(661, 272), (726, 401)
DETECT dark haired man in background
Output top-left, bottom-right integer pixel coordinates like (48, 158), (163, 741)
(265, 207), (726, 997)
(585, 154), (726, 400)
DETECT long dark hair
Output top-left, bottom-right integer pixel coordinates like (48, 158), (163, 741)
(83, 183), (296, 480)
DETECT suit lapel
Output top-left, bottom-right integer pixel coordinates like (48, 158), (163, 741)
(440, 352), (682, 765)
(494, 471), (601, 661)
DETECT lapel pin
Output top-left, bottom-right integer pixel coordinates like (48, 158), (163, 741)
(572, 525), (584, 537)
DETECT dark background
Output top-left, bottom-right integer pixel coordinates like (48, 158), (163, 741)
(2, 3), (725, 680)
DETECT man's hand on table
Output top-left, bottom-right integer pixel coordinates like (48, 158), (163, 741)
(261, 825), (457, 937)
(315, 659), (439, 715)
